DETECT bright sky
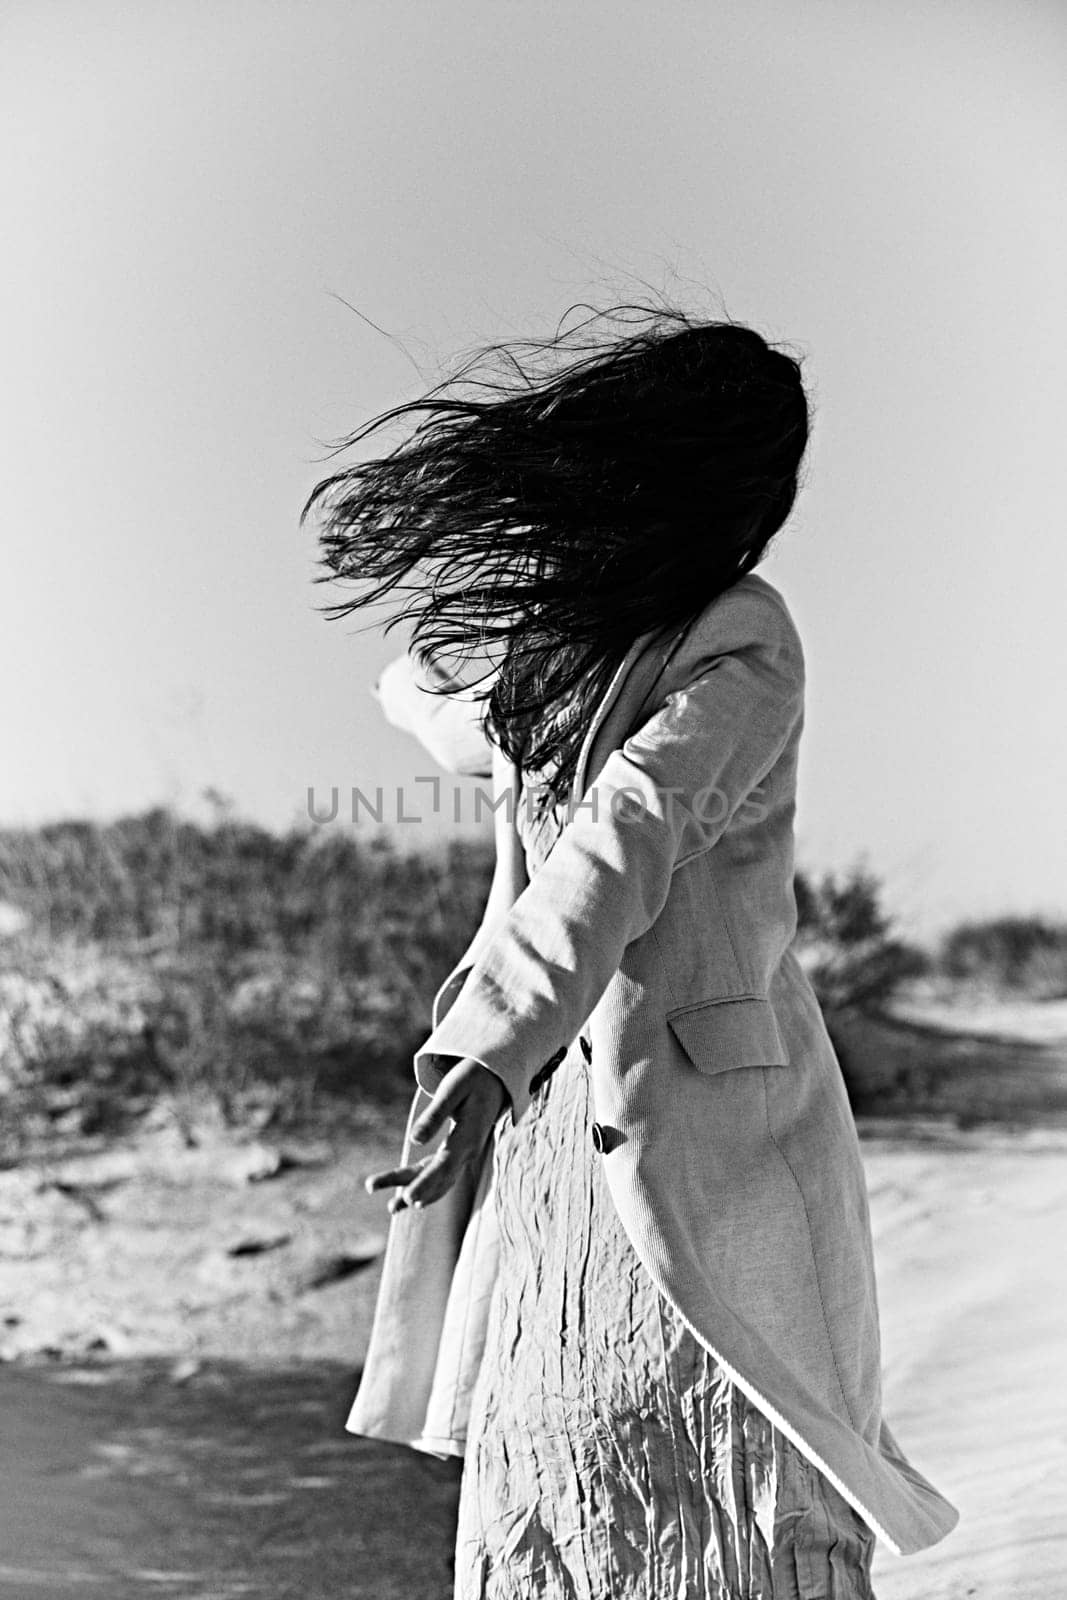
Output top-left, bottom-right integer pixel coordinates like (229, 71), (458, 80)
(2, 0), (1064, 941)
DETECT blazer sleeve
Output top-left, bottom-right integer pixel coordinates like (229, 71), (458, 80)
(372, 650), (495, 777)
(427, 740), (527, 1029)
(413, 587), (805, 1124)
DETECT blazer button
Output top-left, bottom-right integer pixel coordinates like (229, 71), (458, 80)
(591, 1121), (621, 1154)
(530, 1044), (567, 1095)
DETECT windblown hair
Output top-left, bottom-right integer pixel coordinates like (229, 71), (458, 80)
(302, 302), (811, 800)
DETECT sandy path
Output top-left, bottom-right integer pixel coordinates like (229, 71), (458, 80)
(862, 1128), (1067, 1598)
(1, 1360), (460, 1599)
(3, 1120), (1064, 1593)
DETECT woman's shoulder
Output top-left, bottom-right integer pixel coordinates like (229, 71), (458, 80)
(681, 571), (804, 671)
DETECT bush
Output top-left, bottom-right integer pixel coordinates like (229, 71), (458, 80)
(4, 814), (987, 1142)
(793, 863), (930, 1013)
(0, 811), (494, 1141)
(937, 915), (1067, 999)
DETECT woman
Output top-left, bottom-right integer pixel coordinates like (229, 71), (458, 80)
(303, 304), (958, 1598)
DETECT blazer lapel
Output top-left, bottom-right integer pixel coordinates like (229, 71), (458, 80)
(570, 614), (699, 806)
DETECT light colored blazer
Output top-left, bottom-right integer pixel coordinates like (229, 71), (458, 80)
(349, 573), (959, 1558)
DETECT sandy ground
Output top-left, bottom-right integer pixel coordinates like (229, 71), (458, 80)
(1, 1359), (462, 1599)
(3, 1105), (1066, 1595)
(0, 1103), (403, 1367)
(861, 1123), (1067, 1599)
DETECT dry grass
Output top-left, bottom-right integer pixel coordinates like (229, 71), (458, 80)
(2, 811), (1064, 1155)
(0, 809), (492, 1157)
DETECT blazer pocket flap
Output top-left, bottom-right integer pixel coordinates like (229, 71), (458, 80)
(666, 995), (790, 1076)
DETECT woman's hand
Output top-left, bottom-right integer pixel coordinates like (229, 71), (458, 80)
(363, 1056), (508, 1214)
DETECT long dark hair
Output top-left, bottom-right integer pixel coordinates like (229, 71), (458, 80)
(302, 302), (810, 797)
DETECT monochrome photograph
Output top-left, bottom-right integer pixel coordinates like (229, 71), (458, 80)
(1, 3), (1064, 1596)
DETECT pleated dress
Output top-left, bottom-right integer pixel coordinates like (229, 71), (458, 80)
(451, 734), (879, 1600)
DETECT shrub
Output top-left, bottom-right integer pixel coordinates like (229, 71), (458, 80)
(0, 811), (494, 1140)
(937, 915), (1067, 999)
(793, 863), (930, 1013)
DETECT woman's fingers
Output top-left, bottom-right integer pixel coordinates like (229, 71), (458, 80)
(404, 1089), (502, 1208)
(400, 1149), (462, 1210)
(410, 1060), (476, 1146)
(363, 1147), (460, 1211)
(411, 1055), (504, 1145)
(376, 1111), (487, 1213)
(363, 1163), (425, 1194)
(366, 1059), (507, 1214)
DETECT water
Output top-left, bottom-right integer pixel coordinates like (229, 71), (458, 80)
(0, 1360), (460, 1599)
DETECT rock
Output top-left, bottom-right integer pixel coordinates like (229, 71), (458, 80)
(221, 1143), (283, 1184)
(295, 1238), (385, 1293)
(38, 1179), (109, 1223)
(0, 901), (28, 938)
(83, 1324), (133, 1356)
(247, 1145), (332, 1181)
(195, 1250), (239, 1289)
(168, 1357), (203, 1384)
(226, 1230), (292, 1258)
